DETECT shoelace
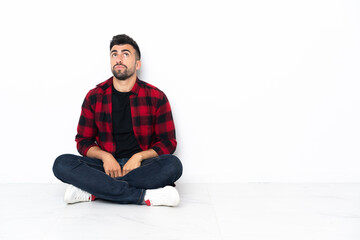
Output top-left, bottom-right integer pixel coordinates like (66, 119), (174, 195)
(74, 189), (91, 201)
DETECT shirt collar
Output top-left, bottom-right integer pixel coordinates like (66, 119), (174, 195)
(97, 77), (113, 92)
(97, 77), (140, 95)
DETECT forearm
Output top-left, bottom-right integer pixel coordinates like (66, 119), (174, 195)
(135, 149), (158, 162)
(122, 149), (159, 176)
(87, 146), (124, 177)
(86, 146), (113, 162)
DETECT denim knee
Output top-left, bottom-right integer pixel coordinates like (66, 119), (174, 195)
(165, 155), (183, 181)
(52, 154), (77, 181)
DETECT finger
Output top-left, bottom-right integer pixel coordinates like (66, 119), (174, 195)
(124, 167), (132, 175)
(114, 169), (120, 178)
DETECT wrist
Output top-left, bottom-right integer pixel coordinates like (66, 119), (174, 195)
(134, 153), (144, 162)
(101, 152), (114, 162)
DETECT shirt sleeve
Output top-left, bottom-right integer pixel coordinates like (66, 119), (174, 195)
(75, 91), (98, 156)
(151, 93), (177, 155)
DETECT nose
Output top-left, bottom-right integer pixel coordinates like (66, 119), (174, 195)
(115, 56), (122, 64)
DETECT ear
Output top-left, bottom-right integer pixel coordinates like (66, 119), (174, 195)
(136, 60), (141, 70)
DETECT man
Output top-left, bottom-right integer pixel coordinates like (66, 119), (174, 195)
(53, 34), (182, 207)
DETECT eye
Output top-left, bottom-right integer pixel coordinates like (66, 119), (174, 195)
(123, 52), (129, 57)
(111, 53), (117, 58)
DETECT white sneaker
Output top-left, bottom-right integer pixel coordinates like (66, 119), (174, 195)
(144, 186), (180, 207)
(64, 185), (93, 204)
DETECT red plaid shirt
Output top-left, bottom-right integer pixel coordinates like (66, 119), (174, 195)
(75, 77), (177, 157)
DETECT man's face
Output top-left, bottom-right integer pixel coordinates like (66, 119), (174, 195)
(110, 44), (141, 80)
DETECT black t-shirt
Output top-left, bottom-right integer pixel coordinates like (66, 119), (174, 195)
(112, 85), (142, 158)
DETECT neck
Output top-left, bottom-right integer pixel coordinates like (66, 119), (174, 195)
(113, 74), (137, 92)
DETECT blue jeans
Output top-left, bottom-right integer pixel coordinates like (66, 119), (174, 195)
(52, 154), (183, 204)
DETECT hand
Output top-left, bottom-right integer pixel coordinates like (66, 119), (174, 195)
(122, 153), (143, 176)
(102, 154), (122, 178)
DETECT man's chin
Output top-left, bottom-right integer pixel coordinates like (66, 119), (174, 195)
(113, 71), (135, 81)
(112, 71), (128, 81)
(114, 76), (128, 81)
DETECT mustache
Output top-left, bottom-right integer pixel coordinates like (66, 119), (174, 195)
(113, 64), (127, 69)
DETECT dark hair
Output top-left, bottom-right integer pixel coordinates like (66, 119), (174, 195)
(110, 34), (141, 60)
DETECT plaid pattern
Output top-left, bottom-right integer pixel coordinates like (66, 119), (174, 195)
(75, 77), (177, 156)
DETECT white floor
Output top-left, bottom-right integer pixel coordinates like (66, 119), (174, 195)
(1, 183), (359, 240)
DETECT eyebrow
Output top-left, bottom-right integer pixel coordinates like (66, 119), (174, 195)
(111, 49), (131, 54)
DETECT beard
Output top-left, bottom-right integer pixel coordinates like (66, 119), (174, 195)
(111, 64), (136, 80)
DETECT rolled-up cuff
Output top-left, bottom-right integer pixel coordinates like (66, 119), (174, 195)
(78, 143), (98, 156)
(137, 189), (146, 205)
